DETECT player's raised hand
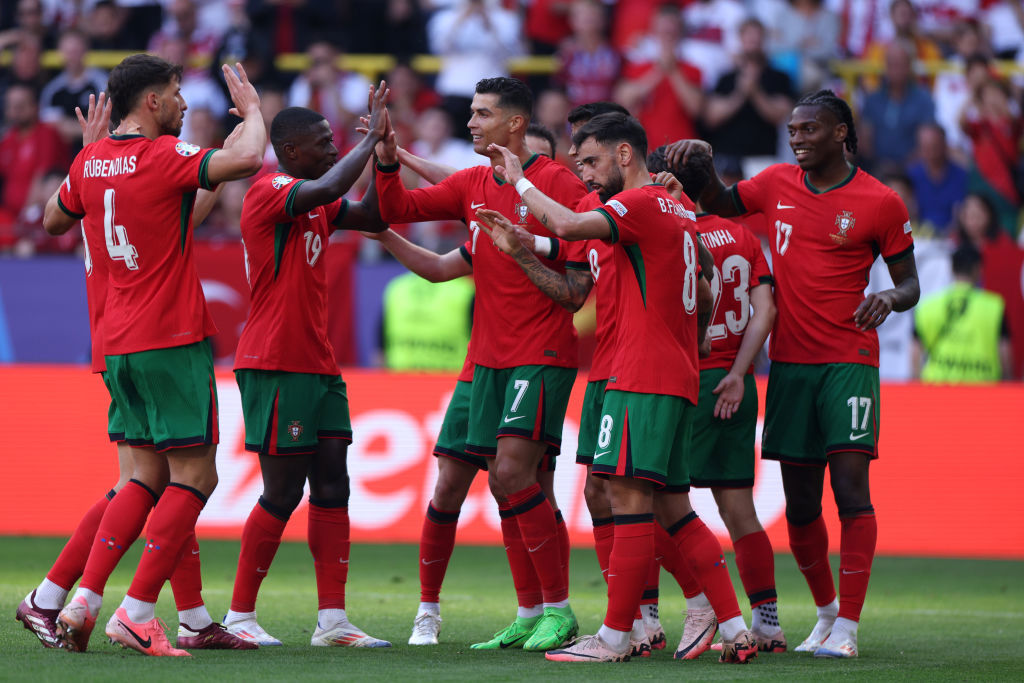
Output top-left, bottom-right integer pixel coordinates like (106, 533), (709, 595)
(854, 291), (895, 331)
(222, 62), (261, 119)
(664, 139), (713, 171)
(375, 109), (398, 165)
(654, 170), (683, 200)
(487, 143), (525, 185)
(475, 208), (526, 256)
(366, 80), (390, 142)
(711, 371), (744, 420)
(222, 120), (245, 149)
(512, 225), (536, 251)
(76, 91), (112, 146)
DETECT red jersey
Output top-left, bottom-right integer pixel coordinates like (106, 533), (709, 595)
(596, 184), (701, 401)
(734, 164), (914, 366)
(377, 154), (588, 369)
(58, 134), (219, 355)
(80, 222), (108, 373)
(697, 214), (773, 372)
(568, 191), (616, 382)
(235, 173), (348, 375)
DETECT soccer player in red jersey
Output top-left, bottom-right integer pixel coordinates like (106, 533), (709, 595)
(650, 143), (787, 654)
(375, 76), (588, 651)
(222, 84), (393, 649)
(672, 90), (921, 658)
(42, 54), (267, 656)
(480, 112), (757, 663)
(21, 94), (253, 653)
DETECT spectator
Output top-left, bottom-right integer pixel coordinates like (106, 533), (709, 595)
(863, 0), (943, 90)
(703, 17), (795, 167)
(825, 0), (889, 57)
(0, 31), (46, 122)
(148, 0), (221, 79)
(616, 3), (702, 150)
(39, 29), (107, 152)
(859, 40), (936, 170)
(934, 24), (991, 160)
(982, 0), (1024, 59)
(525, 0), (574, 54)
(246, 0), (338, 55)
(82, 1), (144, 51)
(899, 0), (978, 48)
(680, 0), (748, 89)
(906, 122), (968, 236)
(347, 0), (429, 58)
(287, 40), (371, 153)
(555, 0), (620, 108)
(427, 0), (522, 133)
(380, 271), (474, 371)
(383, 61), (441, 147)
(759, 0), (840, 91)
(913, 244), (1012, 382)
(533, 87), (572, 163)
(15, 167), (78, 255)
(2, 0), (55, 49)
(961, 75), (1024, 210)
(0, 83), (68, 249)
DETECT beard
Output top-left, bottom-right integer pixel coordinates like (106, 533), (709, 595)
(597, 168), (625, 202)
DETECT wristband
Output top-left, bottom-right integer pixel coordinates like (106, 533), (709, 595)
(532, 235), (553, 257)
(515, 177), (535, 197)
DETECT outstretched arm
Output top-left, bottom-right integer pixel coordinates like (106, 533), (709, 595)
(205, 63), (266, 184)
(475, 209), (593, 311)
(366, 228), (472, 283)
(712, 283), (775, 419)
(397, 147), (458, 185)
(664, 140), (741, 218)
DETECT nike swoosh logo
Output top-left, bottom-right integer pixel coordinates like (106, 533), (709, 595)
(594, 450), (611, 458)
(339, 559), (349, 564)
(192, 549), (200, 555)
(841, 568), (865, 575)
(797, 561), (818, 571)
(503, 415), (526, 423)
(849, 432), (870, 441)
(527, 539), (548, 553)
(777, 201), (795, 209)
(421, 558), (443, 565)
(470, 201), (485, 209)
(118, 620), (152, 649)
(308, 212), (320, 219)
(675, 623), (714, 656)
(499, 634), (529, 648)
(256, 567), (268, 574)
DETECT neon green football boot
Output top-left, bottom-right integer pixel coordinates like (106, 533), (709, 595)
(522, 605), (578, 651)
(470, 615), (541, 650)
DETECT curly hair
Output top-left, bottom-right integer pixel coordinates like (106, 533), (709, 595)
(794, 89), (858, 155)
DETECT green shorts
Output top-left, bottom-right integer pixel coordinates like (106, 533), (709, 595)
(236, 369), (352, 456)
(100, 371), (125, 443)
(576, 379), (608, 465)
(762, 362), (880, 465)
(591, 389), (693, 491)
(690, 369), (757, 488)
(465, 364), (576, 457)
(434, 380), (555, 472)
(104, 339), (218, 452)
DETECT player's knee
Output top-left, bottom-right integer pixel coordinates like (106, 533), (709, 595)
(583, 475), (608, 509)
(309, 479), (350, 507)
(785, 502), (822, 527)
(832, 485), (872, 515)
(263, 481), (305, 515)
(433, 474), (471, 510)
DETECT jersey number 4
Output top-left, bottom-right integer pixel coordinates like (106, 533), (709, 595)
(103, 188), (139, 270)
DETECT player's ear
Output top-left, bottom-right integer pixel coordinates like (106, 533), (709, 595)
(508, 113), (524, 135)
(834, 121), (848, 146)
(617, 142), (632, 166)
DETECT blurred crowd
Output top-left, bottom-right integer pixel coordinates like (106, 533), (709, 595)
(1, 0), (1023, 379)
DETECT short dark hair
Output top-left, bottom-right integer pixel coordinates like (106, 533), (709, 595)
(107, 54), (183, 127)
(270, 106), (328, 156)
(647, 144), (710, 203)
(794, 89), (858, 155)
(526, 122), (556, 158)
(571, 112), (647, 161)
(567, 101), (629, 127)
(951, 244), (982, 276)
(475, 76), (533, 119)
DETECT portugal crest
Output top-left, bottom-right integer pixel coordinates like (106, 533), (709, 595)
(288, 420), (304, 441)
(515, 200), (530, 224)
(831, 210), (856, 245)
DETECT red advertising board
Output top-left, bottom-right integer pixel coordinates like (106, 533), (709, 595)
(0, 366), (1021, 558)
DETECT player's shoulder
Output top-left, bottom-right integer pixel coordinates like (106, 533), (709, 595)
(750, 162), (796, 184)
(850, 167), (902, 202)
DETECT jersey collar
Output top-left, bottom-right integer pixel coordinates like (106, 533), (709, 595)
(492, 153), (539, 185)
(803, 162), (857, 194)
(108, 133), (147, 141)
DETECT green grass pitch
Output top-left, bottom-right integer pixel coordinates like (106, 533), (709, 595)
(1, 537), (1022, 681)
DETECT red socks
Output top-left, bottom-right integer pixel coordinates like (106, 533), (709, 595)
(46, 490), (113, 590)
(80, 480), (157, 595)
(505, 483), (566, 604)
(307, 504), (350, 610)
(838, 513), (877, 622)
(230, 499), (288, 613)
(670, 513), (742, 622)
(554, 509), (570, 594)
(654, 522), (702, 598)
(419, 502), (459, 603)
(499, 501), (542, 608)
(169, 532), (204, 611)
(592, 517), (614, 581)
(641, 552), (660, 607)
(604, 516), (654, 632)
(127, 484), (206, 604)
(733, 530), (777, 607)
(787, 513), (837, 607)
